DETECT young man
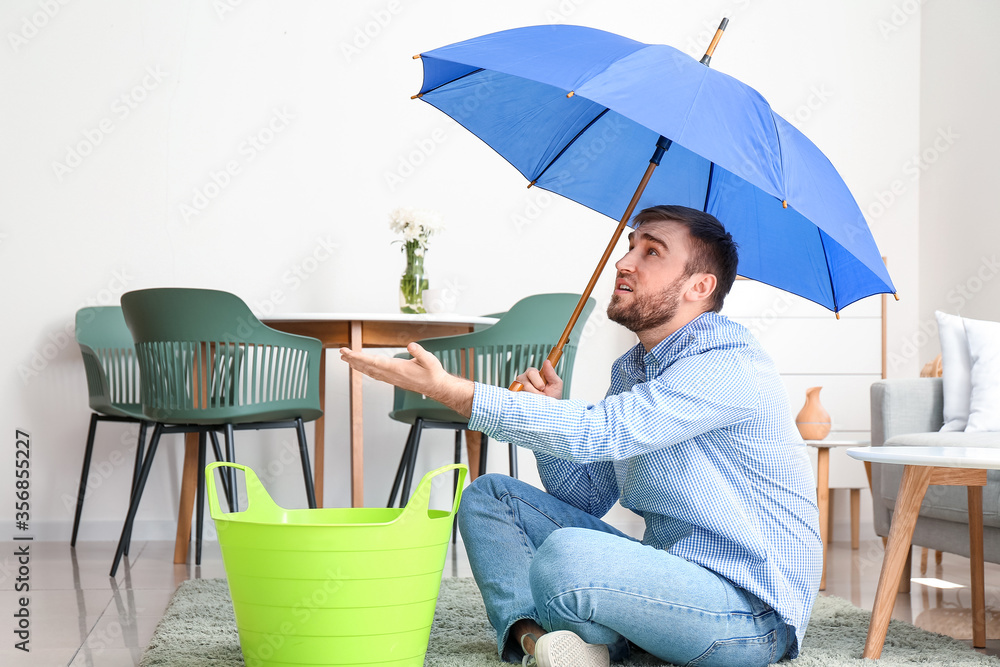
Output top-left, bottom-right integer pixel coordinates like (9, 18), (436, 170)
(341, 205), (822, 667)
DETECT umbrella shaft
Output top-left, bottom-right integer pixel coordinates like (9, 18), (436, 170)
(509, 137), (670, 392)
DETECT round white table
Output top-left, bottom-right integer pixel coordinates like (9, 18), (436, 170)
(846, 446), (999, 658)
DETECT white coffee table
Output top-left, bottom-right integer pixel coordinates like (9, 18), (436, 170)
(847, 446), (996, 658)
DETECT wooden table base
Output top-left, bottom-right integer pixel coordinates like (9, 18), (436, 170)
(863, 465), (986, 659)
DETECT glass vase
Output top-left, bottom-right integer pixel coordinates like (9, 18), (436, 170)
(399, 247), (428, 314)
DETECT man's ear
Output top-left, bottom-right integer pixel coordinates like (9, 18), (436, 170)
(685, 273), (717, 305)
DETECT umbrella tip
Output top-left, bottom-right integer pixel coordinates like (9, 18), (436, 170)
(527, 180), (537, 189)
(782, 200), (788, 209)
(411, 93), (423, 100)
(835, 311), (841, 320)
(412, 54), (422, 59)
(566, 91), (575, 98)
(894, 293), (900, 301)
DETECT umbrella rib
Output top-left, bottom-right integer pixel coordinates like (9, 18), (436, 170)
(702, 162), (715, 212)
(417, 67), (485, 97)
(528, 108), (610, 186)
(816, 229), (839, 314)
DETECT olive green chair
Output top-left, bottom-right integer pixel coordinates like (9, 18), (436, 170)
(73, 307), (234, 551)
(387, 293), (595, 508)
(72, 307), (150, 547)
(110, 288), (322, 576)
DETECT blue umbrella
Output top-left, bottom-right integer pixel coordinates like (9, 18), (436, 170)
(413, 22), (895, 372)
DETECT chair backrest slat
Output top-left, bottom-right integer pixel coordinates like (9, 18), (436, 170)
(120, 288), (322, 424)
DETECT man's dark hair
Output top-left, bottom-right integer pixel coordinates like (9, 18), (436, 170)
(632, 205), (739, 313)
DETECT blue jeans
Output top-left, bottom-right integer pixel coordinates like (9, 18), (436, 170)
(457, 475), (793, 666)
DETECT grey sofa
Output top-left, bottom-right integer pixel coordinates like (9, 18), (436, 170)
(871, 378), (1000, 563)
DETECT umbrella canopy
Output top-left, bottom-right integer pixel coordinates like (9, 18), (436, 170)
(415, 24), (895, 313)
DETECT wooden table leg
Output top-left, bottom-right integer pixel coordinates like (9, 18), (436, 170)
(969, 485), (986, 648)
(850, 488), (860, 549)
(349, 321), (364, 508)
(817, 446), (830, 591)
(863, 464), (932, 659)
(173, 433), (199, 564)
(465, 431), (482, 481)
(314, 352), (325, 508)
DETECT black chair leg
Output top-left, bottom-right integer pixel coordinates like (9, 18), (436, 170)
(196, 432), (206, 566)
(209, 429), (234, 512)
(223, 425), (237, 511)
(452, 429), (462, 544)
(71, 414), (100, 547)
(479, 435), (489, 477)
(295, 418), (317, 509)
(399, 419), (425, 506)
(388, 424), (419, 508)
(509, 442), (518, 478)
(123, 420), (149, 556)
(110, 424), (163, 577)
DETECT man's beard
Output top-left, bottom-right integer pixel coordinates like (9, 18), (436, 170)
(606, 277), (684, 333)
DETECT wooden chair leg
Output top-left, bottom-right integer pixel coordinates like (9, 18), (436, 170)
(899, 547), (912, 594)
(920, 547), (929, 575)
(969, 486), (986, 648)
(850, 488), (860, 550)
(935, 550), (943, 565)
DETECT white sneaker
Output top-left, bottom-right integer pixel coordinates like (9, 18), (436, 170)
(532, 631), (610, 667)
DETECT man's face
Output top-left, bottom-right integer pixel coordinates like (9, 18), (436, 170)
(606, 219), (693, 333)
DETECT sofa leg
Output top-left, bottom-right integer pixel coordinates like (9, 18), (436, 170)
(935, 549), (943, 565)
(898, 546), (912, 594)
(920, 547), (928, 575)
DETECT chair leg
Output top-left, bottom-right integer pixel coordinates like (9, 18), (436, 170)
(479, 435), (489, 478)
(509, 442), (518, 478)
(295, 418), (317, 509)
(453, 429), (462, 545)
(225, 426), (237, 510)
(71, 414), (100, 547)
(110, 424), (163, 577)
(209, 429), (234, 512)
(123, 420), (149, 556)
(196, 432), (207, 566)
(399, 419), (425, 506)
(388, 424), (419, 508)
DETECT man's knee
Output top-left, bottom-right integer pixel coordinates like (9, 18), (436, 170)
(457, 473), (524, 536)
(529, 527), (593, 592)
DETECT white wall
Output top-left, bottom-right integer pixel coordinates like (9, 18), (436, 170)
(918, 1), (1000, 332)
(1, 0), (921, 543)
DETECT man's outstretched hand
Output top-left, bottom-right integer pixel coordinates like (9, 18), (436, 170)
(514, 360), (563, 399)
(339, 342), (475, 417)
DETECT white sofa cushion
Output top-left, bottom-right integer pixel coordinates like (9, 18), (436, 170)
(965, 317), (1000, 432)
(936, 311), (972, 432)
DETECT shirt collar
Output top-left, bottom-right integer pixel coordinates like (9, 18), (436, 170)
(622, 311), (717, 382)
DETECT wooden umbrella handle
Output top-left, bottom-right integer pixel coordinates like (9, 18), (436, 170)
(509, 137), (671, 392)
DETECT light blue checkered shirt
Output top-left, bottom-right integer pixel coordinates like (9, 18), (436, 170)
(468, 311), (822, 657)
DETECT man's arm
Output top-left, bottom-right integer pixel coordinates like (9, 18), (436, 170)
(340, 342), (474, 415)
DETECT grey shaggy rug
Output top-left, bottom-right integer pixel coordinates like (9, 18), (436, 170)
(140, 578), (1000, 666)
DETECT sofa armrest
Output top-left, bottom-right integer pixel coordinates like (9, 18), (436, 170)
(870, 378), (944, 445)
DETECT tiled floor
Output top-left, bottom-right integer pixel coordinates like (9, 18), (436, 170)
(2, 537), (999, 665)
